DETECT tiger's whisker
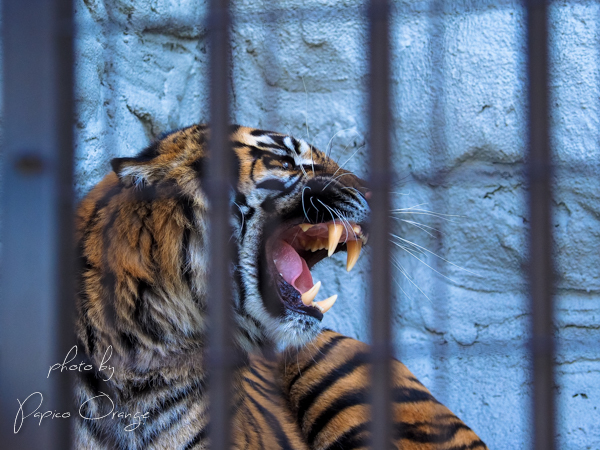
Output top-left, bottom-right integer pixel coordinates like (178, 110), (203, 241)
(391, 255), (432, 303)
(391, 240), (456, 283)
(301, 186), (311, 222)
(302, 76), (311, 144)
(325, 128), (358, 159)
(233, 201), (245, 240)
(309, 196), (319, 220)
(333, 207), (356, 243)
(394, 218), (440, 238)
(323, 172), (356, 191)
(325, 146), (364, 189)
(390, 234), (478, 276)
(317, 199), (337, 225)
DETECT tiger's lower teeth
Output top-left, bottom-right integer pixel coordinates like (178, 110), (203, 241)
(301, 281), (321, 306)
(300, 283), (336, 314)
(312, 295), (337, 313)
(284, 222), (364, 315)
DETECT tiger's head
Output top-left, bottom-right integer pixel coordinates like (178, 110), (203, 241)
(227, 127), (369, 349)
(78, 125), (369, 365)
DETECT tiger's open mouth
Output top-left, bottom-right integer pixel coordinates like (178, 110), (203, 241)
(264, 220), (368, 321)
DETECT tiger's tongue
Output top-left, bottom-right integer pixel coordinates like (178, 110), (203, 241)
(273, 240), (314, 294)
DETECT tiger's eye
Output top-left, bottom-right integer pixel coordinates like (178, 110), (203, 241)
(282, 162), (290, 169)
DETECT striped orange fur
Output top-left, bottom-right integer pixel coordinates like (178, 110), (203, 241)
(277, 330), (489, 450)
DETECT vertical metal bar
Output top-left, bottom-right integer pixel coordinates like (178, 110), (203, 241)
(368, 0), (392, 448)
(526, 1), (555, 450)
(207, 0), (233, 448)
(0, 0), (74, 449)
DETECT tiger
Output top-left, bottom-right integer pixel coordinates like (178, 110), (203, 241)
(74, 124), (487, 449)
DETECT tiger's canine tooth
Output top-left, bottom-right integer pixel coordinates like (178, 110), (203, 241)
(346, 240), (362, 272)
(301, 281), (321, 306)
(328, 223), (344, 257)
(313, 295), (338, 313)
(299, 223), (313, 232)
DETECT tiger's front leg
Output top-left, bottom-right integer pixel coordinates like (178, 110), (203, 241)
(278, 330), (489, 450)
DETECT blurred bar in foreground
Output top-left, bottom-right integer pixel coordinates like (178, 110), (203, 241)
(207, 0), (234, 448)
(368, 0), (393, 448)
(0, 0), (75, 448)
(526, 1), (556, 449)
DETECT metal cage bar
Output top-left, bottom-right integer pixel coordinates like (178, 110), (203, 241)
(207, 0), (234, 448)
(526, 1), (556, 449)
(368, 0), (393, 448)
(0, 0), (75, 448)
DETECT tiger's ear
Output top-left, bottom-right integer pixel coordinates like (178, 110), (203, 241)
(111, 157), (138, 176)
(111, 141), (161, 186)
(110, 157), (154, 187)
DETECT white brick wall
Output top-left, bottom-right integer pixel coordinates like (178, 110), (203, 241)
(73, 1), (600, 448)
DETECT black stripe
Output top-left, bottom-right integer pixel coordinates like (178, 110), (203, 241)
(240, 419), (251, 450)
(139, 406), (187, 447)
(126, 373), (169, 397)
(248, 365), (277, 389)
(99, 269), (118, 331)
(244, 376), (281, 400)
(246, 395), (296, 449)
(83, 320), (97, 357)
(392, 418), (471, 444)
(78, 416), (127, 450)
(183, 426), (207, 450)
(271, 176), (302, 200)
(302, 163), (324, 172)
(190, 156), (205, 179)
(192, 128), (207, 148)
(133, 381), (194, 446)
(119, 331), (141, 355)
(181, 225), (192, 287)
(287, 334), (347, 390)
(99, 201), (120, 332)
(256, 178), (287, 192)
(391, 385), (438, 405)
(77, 360), (105, 399)
(133, 280), (166, 343)
(297, 357), (435, 436)
(325, 423), (369, 450)
(323, 417), (481, 449)
(307, 389), (367, 444)
(245, 404), (265, 449)
(178, 195), (203, 306)
(249, 128), (276, 136)
(296, 352), (368, 424)
(293, 138), (302, 155)
(407, 375), (426, 386)
(249, 156), (259, 183)
(444, 439), (488, 450)
(143, 384), (200, 428)
(267, 134), (287, 149)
